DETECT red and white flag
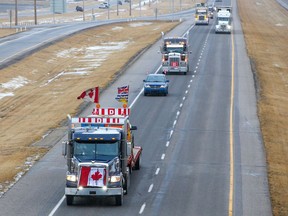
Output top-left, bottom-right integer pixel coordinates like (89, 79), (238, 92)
(77, 87), (99, 103)
(118, 85), (129, 94)
(79, 167), (106, 187)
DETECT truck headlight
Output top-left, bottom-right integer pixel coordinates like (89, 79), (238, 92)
(110, 175), (121, 183)
(67, 174), (77, 182)
(227, 25), (231, 29)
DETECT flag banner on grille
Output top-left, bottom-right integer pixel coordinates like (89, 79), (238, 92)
(77, 87), (99, 103)
(79, 167), (106, 187)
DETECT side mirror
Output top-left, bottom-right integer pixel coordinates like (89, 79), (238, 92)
(166, 80), (170, 83)
(131, 125), (137, 130)
(143, 80), (146, 82)
(62, 141), (68, 156)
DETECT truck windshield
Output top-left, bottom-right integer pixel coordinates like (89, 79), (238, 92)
(74, 141), (119, 161)
(196, 11), (207, 15)
(218, 17), (230, 22)
(166, 47), (184, 53)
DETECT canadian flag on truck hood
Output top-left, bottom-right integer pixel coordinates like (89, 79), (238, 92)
(79, 167), (106, 187)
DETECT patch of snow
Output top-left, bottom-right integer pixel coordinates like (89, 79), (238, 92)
(275, 23), (284, 27)
(41, 71), (65, 87)
(112, 26), (124, 31)
(56, 48), (82, 58)
(0, 155), (40, 198)
(0, 92), (14, 100)
(129, 22), (152, 27)
(1, 76), (30, 90)
(64, 71), (89, 75)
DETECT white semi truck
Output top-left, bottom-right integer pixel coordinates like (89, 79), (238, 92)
(215, 7), (232, 33)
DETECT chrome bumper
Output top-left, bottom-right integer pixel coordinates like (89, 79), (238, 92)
(65, 187), (122, 196)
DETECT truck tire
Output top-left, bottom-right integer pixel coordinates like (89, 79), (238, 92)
(123, 172), (130, 195)
(115, 194), (123, 206)
(134, 155), (141, 170)
(66, 195), (74, 205)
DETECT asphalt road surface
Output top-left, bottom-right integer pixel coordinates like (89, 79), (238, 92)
(0, 0), (272, 215)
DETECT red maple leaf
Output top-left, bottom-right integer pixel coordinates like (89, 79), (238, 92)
(91, 171), (102, 181)
(88, 89), (94, 99)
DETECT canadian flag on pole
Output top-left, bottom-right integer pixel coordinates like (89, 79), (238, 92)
(77, 87), (99, 103)
(79, 167), (106, 187)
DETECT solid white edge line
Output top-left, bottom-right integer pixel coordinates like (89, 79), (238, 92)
(48, 195), (65, 216)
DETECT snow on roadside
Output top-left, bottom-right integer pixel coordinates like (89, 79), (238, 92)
(41, 40), (131, 86)
(129, 22), (152, 27)
(0, 76), (30, 100)
(0, 154), (41, 198)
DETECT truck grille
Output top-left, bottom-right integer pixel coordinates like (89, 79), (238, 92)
(199, 16), (205, 20)
(169, 57), (179, 67)
(79, 166), (107, 188)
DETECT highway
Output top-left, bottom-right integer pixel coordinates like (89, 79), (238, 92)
(0, 0), (272, 215)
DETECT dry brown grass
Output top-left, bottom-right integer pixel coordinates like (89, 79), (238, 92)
(0, 28), (17, 38)
(238, 0), (288, 215)
(0, 20), (178, 192)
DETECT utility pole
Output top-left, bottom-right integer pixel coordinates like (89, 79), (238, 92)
(139, 0), (141, 17)
(129, 0), (132, 16)
(34, 0), (37, 25)
(108, 0), (110, 19)
(15, 0), (18, 26)
(83, 0), (85, 21)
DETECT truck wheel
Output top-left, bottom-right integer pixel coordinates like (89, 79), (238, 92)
(123, 172), (130, 195)
(134, 155), (141, 170)
(115, 194), (123, 206)
(66, 195), (74, 205)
